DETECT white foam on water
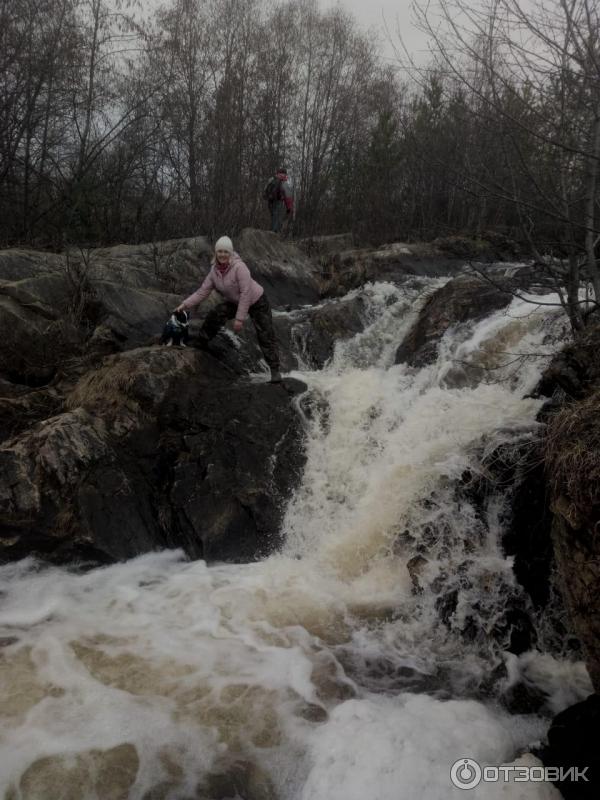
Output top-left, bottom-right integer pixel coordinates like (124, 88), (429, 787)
(300, 694), (561, 800)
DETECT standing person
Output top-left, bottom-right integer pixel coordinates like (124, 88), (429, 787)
(264, 167), (294, 233)
(175, 236), (282, 383)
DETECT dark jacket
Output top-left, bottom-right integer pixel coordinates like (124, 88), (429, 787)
(265, 171), (294, 212)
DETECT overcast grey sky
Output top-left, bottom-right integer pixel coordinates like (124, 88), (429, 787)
(140, 0), (433, 64)
(321, 0), (431, 63)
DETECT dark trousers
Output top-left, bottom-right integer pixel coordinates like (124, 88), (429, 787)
(201, 293), (280, 371)
(269, 201), (285, 233)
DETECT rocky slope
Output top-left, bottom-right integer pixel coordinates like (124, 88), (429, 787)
(0, 231), (321, 564)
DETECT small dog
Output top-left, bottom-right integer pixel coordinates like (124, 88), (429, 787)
(160, 309), (190, 346)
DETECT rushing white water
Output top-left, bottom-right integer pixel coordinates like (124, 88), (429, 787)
(0, 280), (591, 799)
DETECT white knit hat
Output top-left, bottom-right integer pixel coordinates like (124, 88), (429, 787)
(215, 236), (233, 253)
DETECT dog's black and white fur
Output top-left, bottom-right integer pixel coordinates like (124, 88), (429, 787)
(160, 310), (190, 346)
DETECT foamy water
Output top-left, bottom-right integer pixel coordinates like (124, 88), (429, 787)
(0, 281), (590, 799)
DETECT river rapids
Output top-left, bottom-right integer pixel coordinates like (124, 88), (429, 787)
(0, 278), (593, 799)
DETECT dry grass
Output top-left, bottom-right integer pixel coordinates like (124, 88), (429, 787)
(66, 357), (143, 414)
(545, 390), (600, 521)
(66, 348), (193, 418)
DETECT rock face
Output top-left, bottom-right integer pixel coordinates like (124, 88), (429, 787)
(535, 322), (600, 400)
(394, 274), (513, 367)
(236, 228), (320, 306)
(274, 293), (368, 370)
(544, 386), (600, 692)
(0, 347), (306, 564)
(541, 693), (600, 798)
(532, 322), (600, 694)
(0, 230), (319, 386)
(0, 240), (205, 384)
(0, 233), (320, 387)
(0, 232), (330, 564)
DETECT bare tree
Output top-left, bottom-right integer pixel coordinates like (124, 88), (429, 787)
(405, 0), (600, 329)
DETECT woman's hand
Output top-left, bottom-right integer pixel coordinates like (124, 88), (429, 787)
(173, 303), (185, 313)
(233, 319), (243, 333)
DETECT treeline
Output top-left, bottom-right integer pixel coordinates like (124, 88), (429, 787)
(1, 0), (599, 270)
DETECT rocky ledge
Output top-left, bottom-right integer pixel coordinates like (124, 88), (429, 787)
(0, 346), (307, 564)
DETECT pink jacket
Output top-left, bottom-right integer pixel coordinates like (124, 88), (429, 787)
(181, 253), (264, 321)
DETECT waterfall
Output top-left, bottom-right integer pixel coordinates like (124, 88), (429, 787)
(0, 279), (591, 799)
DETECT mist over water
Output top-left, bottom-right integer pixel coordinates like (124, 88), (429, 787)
(0, 279), (591, 799)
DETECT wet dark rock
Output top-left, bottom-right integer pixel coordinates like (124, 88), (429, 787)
(451, 432), (560, 620)
(501, 680), (548, 715)
(280, 376), (307, 395)
(339, 652), (443, 695)
(495, 608), (538, 656)
(200, 759), (279, 800)
(296, 702), (329, 723)
(311, 652), (357, 703)
(407, 554), (428, 593)
(162, 363), (306, 562)
(0, 347), (306, 565)
(302, 296), (365, 367)
(499, 445), (555, 610)
(276, 294), (367, 370)
(395, 274), (512, 367)
(540, 693), (600, 798)
(435, 588), (459, 624)
(534, 322), (600, 400)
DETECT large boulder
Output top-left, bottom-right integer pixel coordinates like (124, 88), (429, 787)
(272, 293), (369, 371)
(236, 228), (320, 306)
(394, 274), (513, 367)
(540, 694), (600, 798)
(0, 347), (306, 564)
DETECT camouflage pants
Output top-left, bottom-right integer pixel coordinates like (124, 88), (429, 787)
(201, 293), (280, 371)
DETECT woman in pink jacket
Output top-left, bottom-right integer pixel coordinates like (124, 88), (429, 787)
(176, 236), (282, 383)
